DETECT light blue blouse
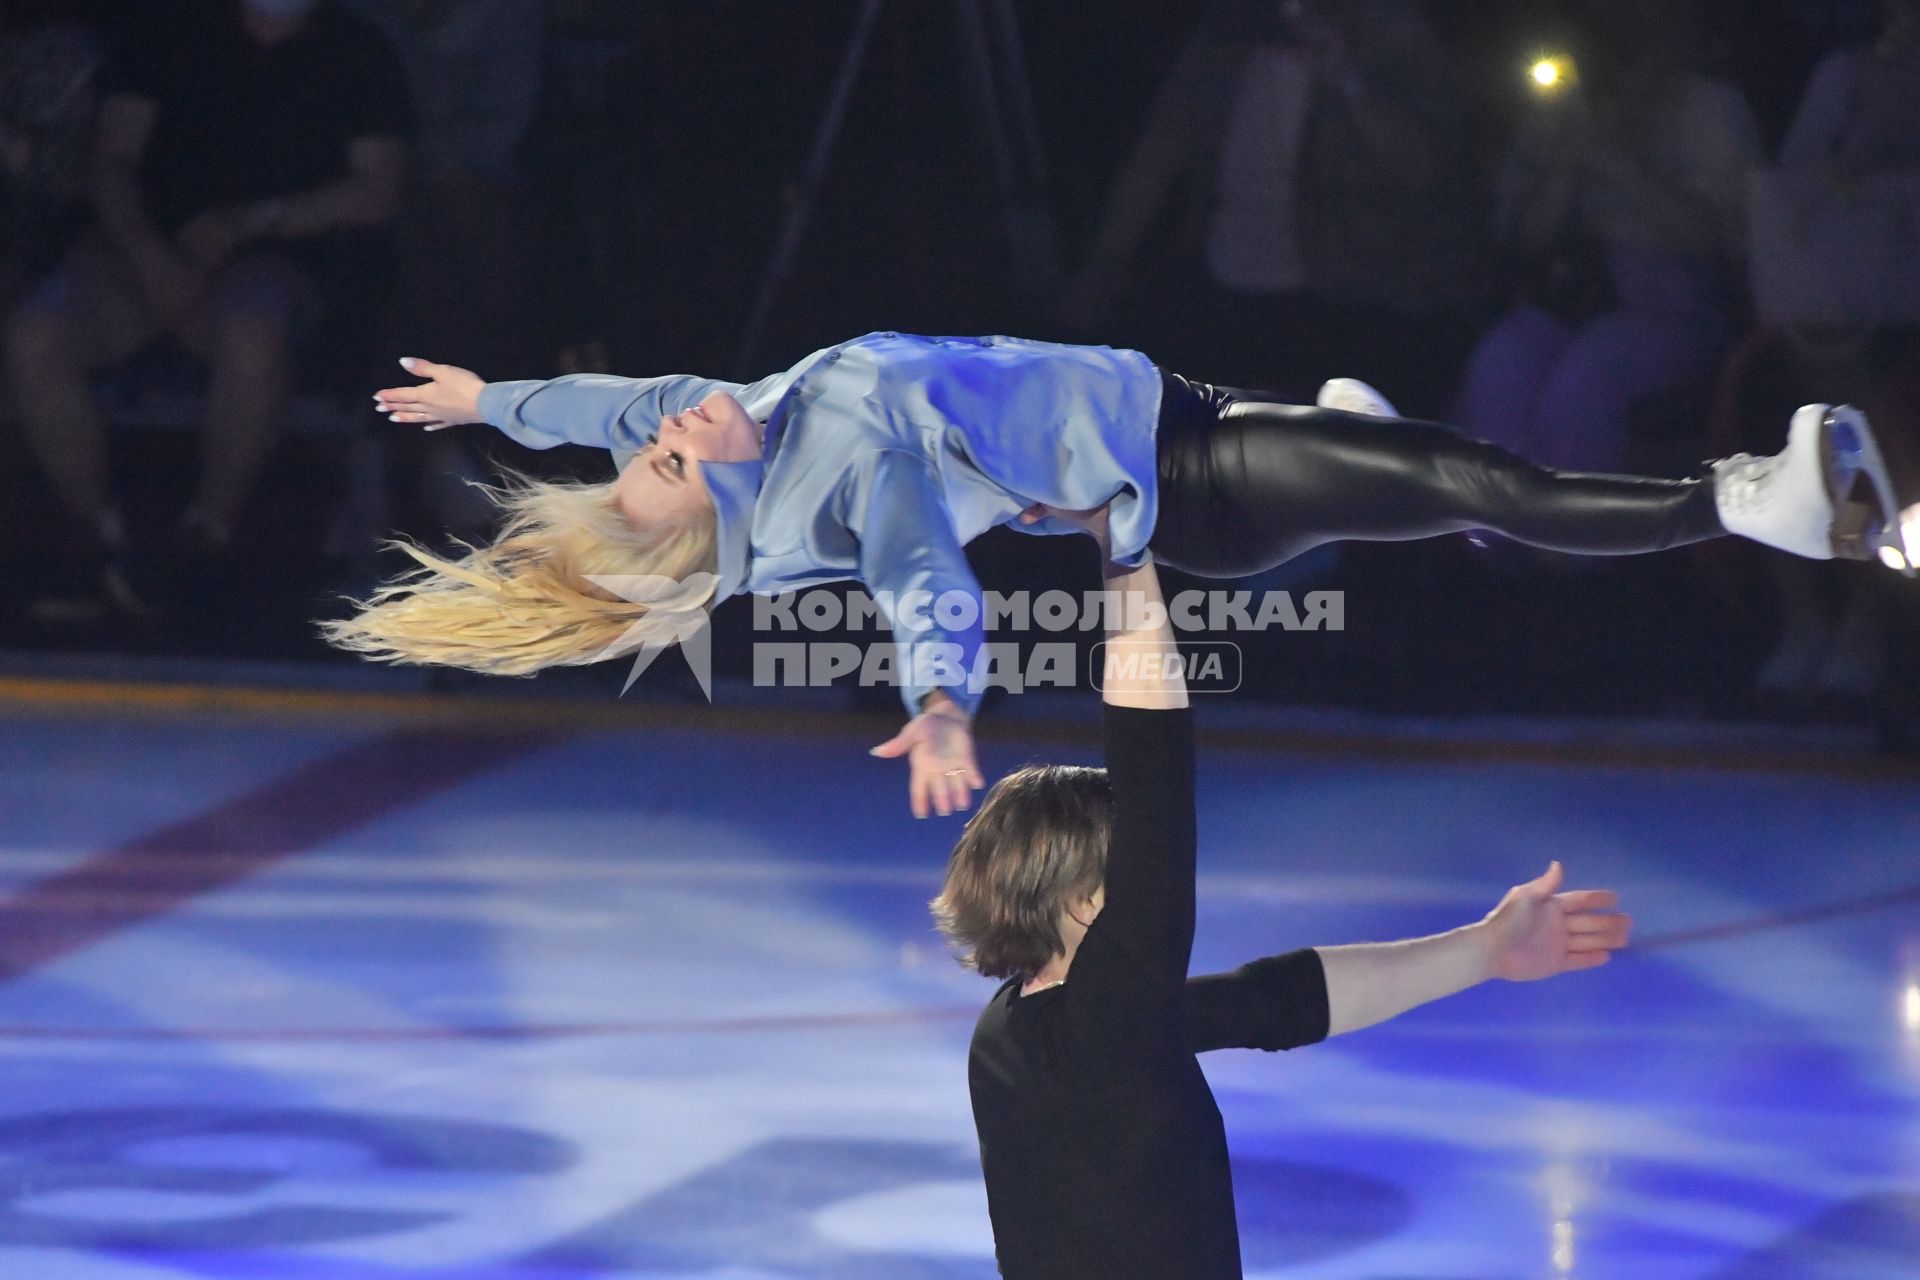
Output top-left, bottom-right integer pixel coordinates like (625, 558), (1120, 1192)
(476, 331), (1166, 714)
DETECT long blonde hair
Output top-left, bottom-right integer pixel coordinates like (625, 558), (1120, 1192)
(321, 468), (718, 675)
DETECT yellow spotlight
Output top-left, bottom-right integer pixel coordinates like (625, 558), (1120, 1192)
(1878, 544), (1910, 572)
(1529, 54), (1576, 96)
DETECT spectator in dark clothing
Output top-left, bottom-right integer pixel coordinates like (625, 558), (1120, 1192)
(348, 0), (540, 375)
(934, 505), (1631, 1279)
(1057, 0), (1486, 415)
(1454, 0), (1760, 478)
(349, 0), (544, 544)
(1795, 0), (1890, 47)
(1743, 0), (1920, 703)
(0, 2), (102, 306)
(3, 0), (408, 619)
(1783, 0), (1920, 177)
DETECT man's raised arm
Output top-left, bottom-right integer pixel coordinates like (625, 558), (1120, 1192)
(1069, 511), (1196, 996)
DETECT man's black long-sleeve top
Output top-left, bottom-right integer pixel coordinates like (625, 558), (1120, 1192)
(967, 704), (1330, 1280)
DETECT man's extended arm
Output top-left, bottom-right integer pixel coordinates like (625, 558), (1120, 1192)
(1186, 862), (1629, 1052)
(1184, 949), (1329, 1053)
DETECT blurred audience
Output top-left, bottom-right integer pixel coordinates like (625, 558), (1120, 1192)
(1453, 0), (1761, 476)
(349, 0), (540, 370)
(1794, 0), (1893, 48)
(1782, 0), (1920, 177)
(3, 0), (409, 622)
(1741, 0), (1920, 705)
(0, 1), (102, 316)
(1058, 0), (1485, 414)
(0, 0), (1906, 729)
(348, 0), (544, 542)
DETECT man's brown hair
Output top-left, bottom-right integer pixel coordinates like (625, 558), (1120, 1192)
(931, 764), (1113, 979)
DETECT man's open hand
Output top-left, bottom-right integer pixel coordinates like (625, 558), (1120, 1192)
(1482, 861), (1630, 982)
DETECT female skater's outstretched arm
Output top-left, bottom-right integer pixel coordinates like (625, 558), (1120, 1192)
(374, 357), (747, 446)
(358, 356), (988, 819)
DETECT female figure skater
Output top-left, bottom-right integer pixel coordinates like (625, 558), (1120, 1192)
(934, 514), (1630, 1278)
(332, 331), (1913, 816)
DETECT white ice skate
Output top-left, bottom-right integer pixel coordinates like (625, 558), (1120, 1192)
(1316, 378), (1400, 419)
(1714, 404), (1913, 569)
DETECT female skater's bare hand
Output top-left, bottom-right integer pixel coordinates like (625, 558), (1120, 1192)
(373, 357), (486, 430)
(869, 692), (984, 819)
(1480, 861), (1631, 982)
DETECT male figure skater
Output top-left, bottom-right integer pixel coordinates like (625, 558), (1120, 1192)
(934, 508), (1631, 1278)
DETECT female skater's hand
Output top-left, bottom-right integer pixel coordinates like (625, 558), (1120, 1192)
(374, 358), (486, 430)
(870, 691), (984, 819)
(1480, 861), (1631, 982)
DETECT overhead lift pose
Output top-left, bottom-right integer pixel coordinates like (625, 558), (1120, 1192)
(334, 332), (1917, 814)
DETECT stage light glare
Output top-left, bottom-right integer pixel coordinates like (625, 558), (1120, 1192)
(1528, 54), (1577, 96)
(1904, 982), (1920, 1032)
(1552, 1217), (1576, 1274)
(1878, 544), (1909, 572)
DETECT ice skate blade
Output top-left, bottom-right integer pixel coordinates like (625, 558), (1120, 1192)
(1823, 408), (1913, 574)
(1876, 504), (1920, 576)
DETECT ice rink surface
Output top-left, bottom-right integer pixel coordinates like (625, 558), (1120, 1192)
(0, 702), (1914, 1278)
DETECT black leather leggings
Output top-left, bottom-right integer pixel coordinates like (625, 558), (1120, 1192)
(1149, 371), (1727, 578)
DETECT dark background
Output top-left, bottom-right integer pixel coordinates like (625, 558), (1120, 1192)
(1, 0), (1914, 739)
